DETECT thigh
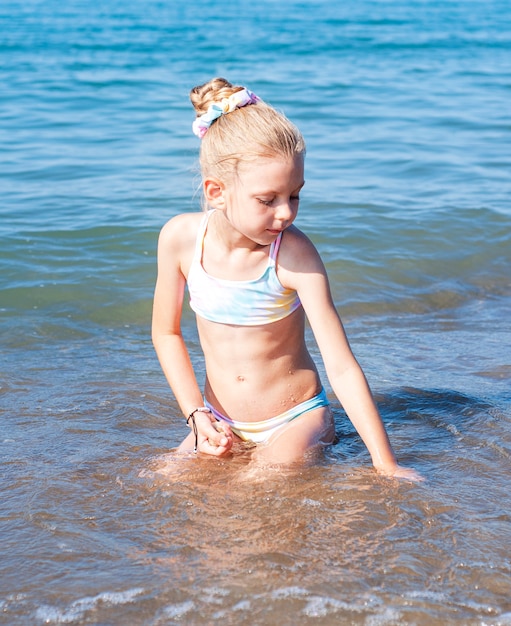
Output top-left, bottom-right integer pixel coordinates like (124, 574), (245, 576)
(254, 405), (335, 465)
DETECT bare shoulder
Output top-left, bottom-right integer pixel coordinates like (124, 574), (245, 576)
(156, 212), (204, 278)
(279, 225), (325, 272)
(158, 212), (203, 249)
(276, 225), (332, 297)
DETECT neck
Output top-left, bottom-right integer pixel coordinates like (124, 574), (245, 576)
(207, 209), (267, 253)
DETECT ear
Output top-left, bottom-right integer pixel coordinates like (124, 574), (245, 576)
(204, 177), (226, 210)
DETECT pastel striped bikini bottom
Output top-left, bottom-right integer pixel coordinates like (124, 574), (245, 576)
(205, 388), (329, 444)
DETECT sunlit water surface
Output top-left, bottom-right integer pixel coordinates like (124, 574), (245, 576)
(1, 0), (510, 624)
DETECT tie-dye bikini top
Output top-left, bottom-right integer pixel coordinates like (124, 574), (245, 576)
(187, 210), (302, 326)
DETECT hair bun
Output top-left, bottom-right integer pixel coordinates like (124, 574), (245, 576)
(190, 77), (245, 116)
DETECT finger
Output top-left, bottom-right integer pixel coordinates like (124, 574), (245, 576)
(209, 422), (233, 446)
(200, 437), (232, 456)
(199, 425), (232, 451)
(211, 420), (233, 437)
(208, 431), (233, 449)
(394, 468), (425, 483)
(377, 465), (425, 483)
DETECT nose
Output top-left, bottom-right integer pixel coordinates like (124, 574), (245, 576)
(274, 200), (295, 223)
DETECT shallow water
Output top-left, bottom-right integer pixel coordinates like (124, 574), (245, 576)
(1, 0), (511, 624)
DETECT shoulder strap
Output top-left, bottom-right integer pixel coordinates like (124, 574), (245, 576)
(193, 210), (214, 262)
(269, 231), (283, 263)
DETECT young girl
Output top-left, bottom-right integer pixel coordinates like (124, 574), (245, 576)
(152, 77), (421, 480)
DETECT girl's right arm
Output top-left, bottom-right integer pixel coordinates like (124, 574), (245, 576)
(281, 228), (422, 481)
(151, 215), (233, 455)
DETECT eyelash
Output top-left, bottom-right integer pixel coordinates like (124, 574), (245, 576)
(257, 196), (300, 206)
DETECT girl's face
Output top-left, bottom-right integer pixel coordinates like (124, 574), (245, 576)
(221, 154), (305, 245)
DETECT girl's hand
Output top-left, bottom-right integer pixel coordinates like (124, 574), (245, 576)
(194, 412), (234, 456)
(377, 464), (425, 483)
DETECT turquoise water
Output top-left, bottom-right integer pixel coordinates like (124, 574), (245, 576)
(1, 0), (510, 624)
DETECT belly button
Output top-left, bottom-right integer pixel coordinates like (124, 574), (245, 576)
(237, 375), (245, 382)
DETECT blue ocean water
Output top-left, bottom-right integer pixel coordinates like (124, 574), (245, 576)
(1, 0), (510, 624)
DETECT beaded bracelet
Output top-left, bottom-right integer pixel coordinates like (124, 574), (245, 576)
(186, 407), (212, 453)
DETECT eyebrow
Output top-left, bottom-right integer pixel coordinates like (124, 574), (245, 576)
(255, 181), (306, 195)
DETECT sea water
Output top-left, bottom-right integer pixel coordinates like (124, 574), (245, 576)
(1, 0), (510, 624)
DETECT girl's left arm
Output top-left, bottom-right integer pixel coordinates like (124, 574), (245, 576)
(285, 231), (422, 481)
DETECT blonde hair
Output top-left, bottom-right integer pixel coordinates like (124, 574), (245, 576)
(190, 77), (305, 184)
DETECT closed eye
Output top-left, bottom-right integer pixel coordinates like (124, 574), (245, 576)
(257, 198), (274, 206)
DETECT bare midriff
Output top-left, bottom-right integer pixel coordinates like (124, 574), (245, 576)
(197, 307), (322, 422)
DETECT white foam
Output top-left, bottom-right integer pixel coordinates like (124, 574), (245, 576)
(35, 587), (144, 623)
(403, 589), (446, 602)
(162, 600), (195, 619)
(302, 498), (322, 507)
(212, 599), (252, 621)
(365, 606), (404, 626)
(303, 596), (353, 617)
(481, 613), (511, 626)
(270, 586), (309, 599)
(202, 586), (231, 604)
(232, 600), (251, 611)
